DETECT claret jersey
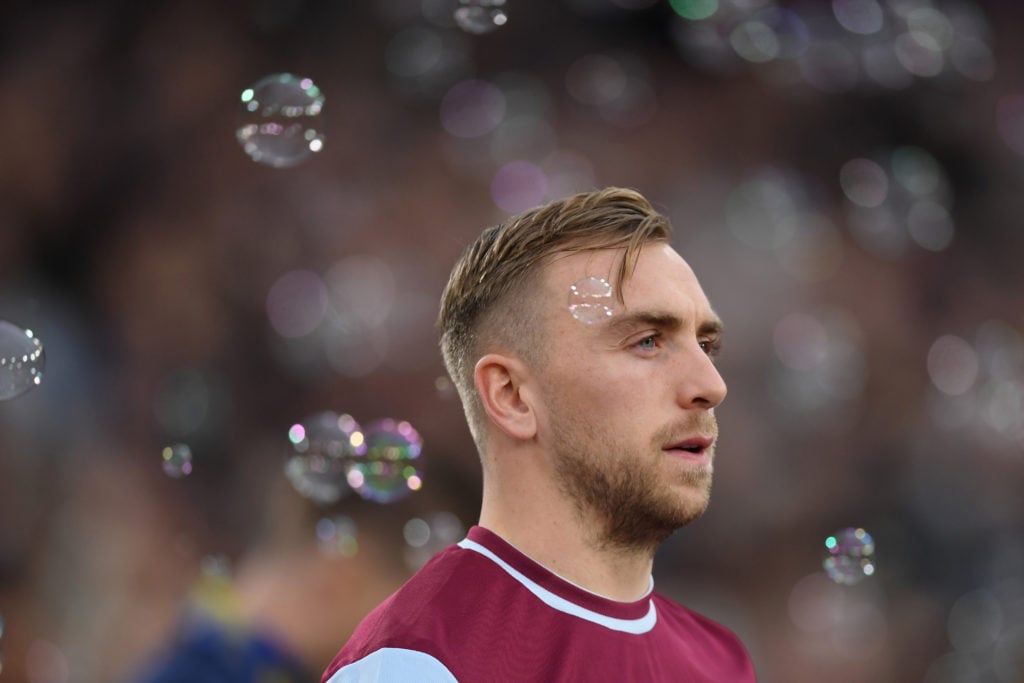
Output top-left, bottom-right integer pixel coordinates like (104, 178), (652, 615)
(322, 526), (755, 682)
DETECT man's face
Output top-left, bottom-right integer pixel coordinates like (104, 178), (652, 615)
(532, 242), (727, 553)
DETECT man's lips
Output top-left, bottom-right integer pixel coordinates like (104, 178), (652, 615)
(663, 436), (715, 462)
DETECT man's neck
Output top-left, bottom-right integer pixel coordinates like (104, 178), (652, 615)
(479, 485), (655, 601)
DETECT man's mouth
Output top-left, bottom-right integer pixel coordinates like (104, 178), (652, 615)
(663, 436), (715, 461)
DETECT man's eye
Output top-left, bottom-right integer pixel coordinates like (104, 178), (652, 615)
(636, 335), (659, 351)
(699, 339), (721, 356)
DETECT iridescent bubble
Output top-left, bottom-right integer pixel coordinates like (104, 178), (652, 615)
(568, 276), (615, 324)
(453, 0), (508, 35)
(832, 0), (884, 35)
(840, 158), (889, 208)
(316, 515), (358, 557)
(403, 511), (466, 571)
(161, 444), (193, 478)
(0, 320), (45, 401)
(346, 419), (423, 504)
(285, 412), (366, 505)
(823, 527), (876, 585)
(928, 335), (979, 396)
(236, 73), (325, 168)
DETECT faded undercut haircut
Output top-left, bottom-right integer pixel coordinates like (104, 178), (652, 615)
(438, 187), (672, 450)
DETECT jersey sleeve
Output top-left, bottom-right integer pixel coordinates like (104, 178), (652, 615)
(324, 647), (458, 683)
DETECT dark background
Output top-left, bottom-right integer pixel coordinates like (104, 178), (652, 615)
(1, 1), (1023, 681)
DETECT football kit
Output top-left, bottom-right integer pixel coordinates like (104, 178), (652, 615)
(322, 526), (755, 682)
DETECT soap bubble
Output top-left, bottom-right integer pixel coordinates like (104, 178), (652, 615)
(285, 412), (366, 505)
(403, 511), (465, 571)
(454, 0), (508, 35)
(316, 515), (359, 557)
(346, 419), (423, 503)
(823, 527), (876, 585)
(236, 73), (325, 168)
(161, 444), (193, 478)
(568, 276), (615, 324)
(0, 320), (45, 400)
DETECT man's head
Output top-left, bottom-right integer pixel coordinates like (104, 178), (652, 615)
(439, 188), (671, 446)
(439, 188), (727, 552)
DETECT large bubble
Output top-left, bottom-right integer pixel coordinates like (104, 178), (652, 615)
(285, 412), (366, 505)
(346, 419), (423, 503)
(236, 73), (325, 168)
(0, 320), (45, 401)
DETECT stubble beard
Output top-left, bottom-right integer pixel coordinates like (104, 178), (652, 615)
(550, 409), (714, 558)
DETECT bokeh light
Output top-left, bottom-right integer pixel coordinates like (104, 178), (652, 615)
(567, 276), (615, 324)
(440, 79), (506, 138)
(266, 270), (328, 339)
(927, 335), (979, 397)
(453, 0), (508, 35)
(0, 320), (45, 401)
(160, 444), (193, 478)
(491, 160), (548, 212)
(345, 419), (423, 504)
(285, 412), (366, 505)
(403, 511), (465, 571)
(236, 73), (325, 168)
(823, 527), (876, 585)
(316, 515), (359, 558)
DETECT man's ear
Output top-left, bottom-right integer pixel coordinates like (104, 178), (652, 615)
(474, 353), (537, 441)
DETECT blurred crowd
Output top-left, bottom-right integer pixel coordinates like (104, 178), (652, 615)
(1, 1), (1023, 681)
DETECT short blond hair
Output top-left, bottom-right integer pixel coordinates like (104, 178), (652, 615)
(438, 187), (672, 449)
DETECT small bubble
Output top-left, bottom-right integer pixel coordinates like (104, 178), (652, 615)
(236, 73), (325, 168)
(823, 527), (876, 585)
(161, 444), (193, 478)
(346, 418), (424, 504)
(285, 412), (365, 505)
(568, 276), (614, 324)
(453, 0), (508, 35)
(316, 515), (359, 557)
(0, 319), (46, 401)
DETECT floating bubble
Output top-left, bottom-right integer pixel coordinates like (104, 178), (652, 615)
(404, 511), (465, 571)
(316, 515), (359, 557)
(0, 320), (45, 401)
(454, 0), (508, 35)
(161, 444), (193, 478)
(236, 73), (325, 168)
(823, 527), (876, 585)
(568, 276), (615, 324)
(285, 412), (366, 505)
(346, 419), (423, 503)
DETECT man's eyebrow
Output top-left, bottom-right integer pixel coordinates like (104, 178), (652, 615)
(606, 310), (725, 336)
(698, 317), (725, 337)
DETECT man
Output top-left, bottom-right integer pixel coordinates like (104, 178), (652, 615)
(322, 188), (756, 681)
